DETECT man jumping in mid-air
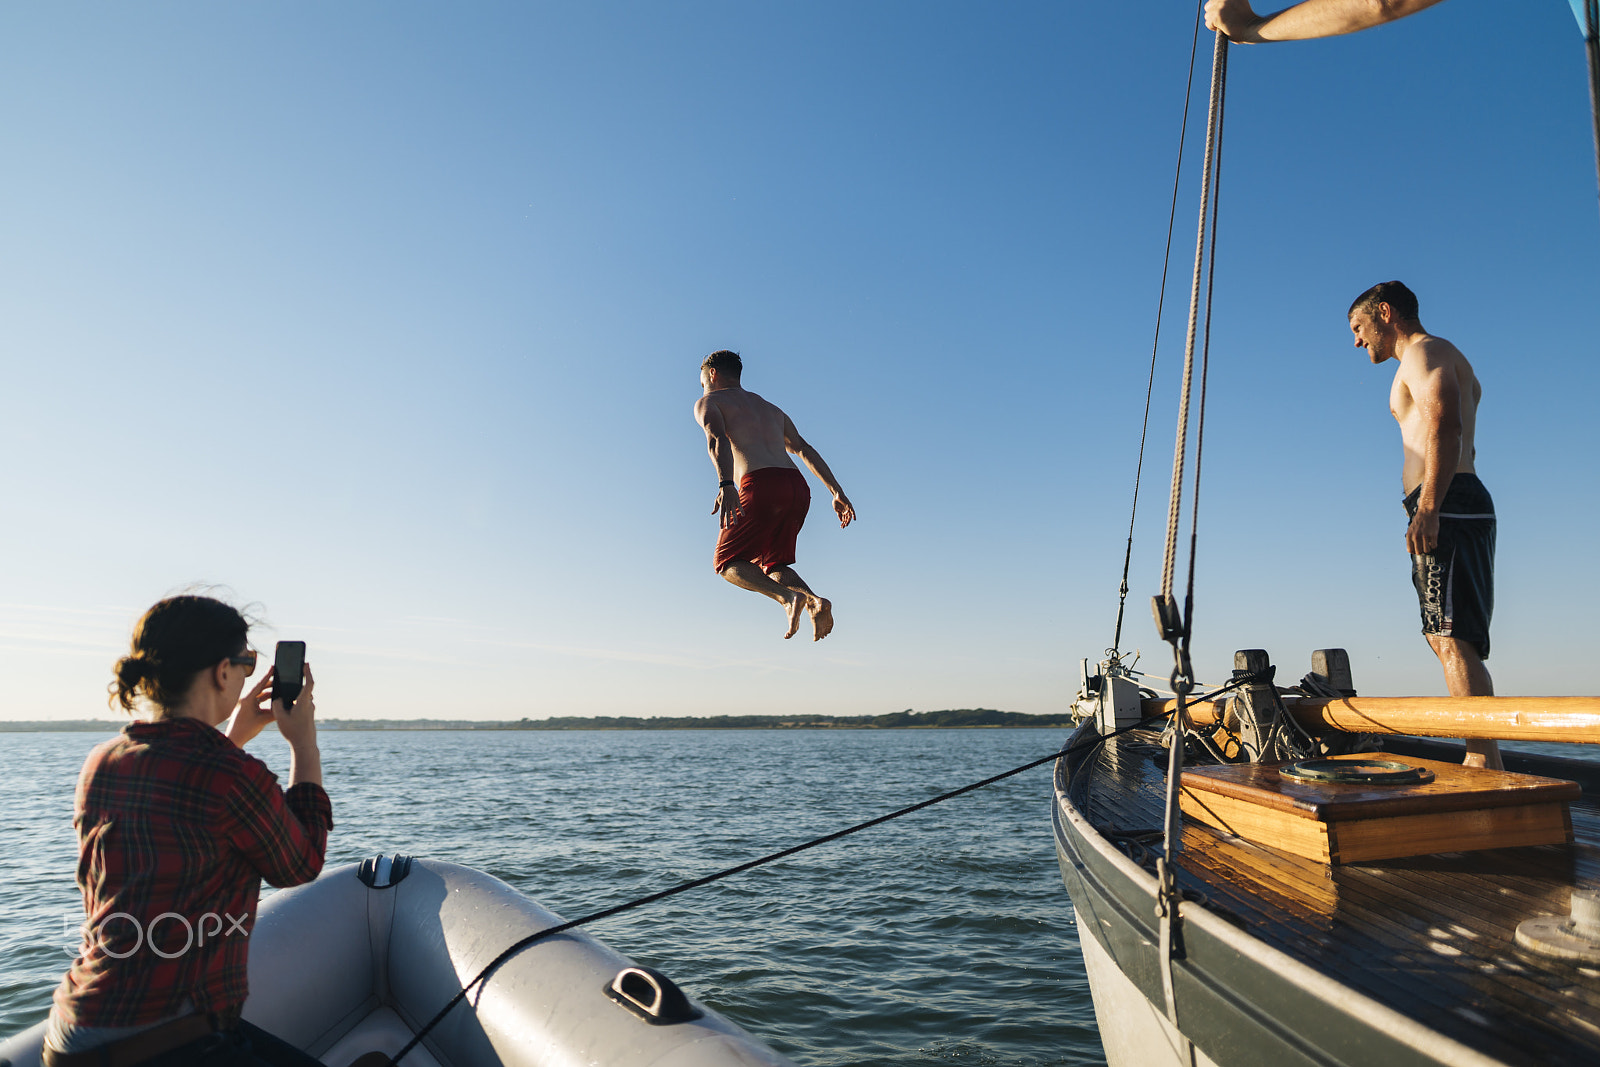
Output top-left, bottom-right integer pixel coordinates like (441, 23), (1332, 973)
(694, 350), (855, 641)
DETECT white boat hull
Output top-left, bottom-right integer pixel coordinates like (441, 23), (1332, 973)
(1076, 906), (1218, 1067)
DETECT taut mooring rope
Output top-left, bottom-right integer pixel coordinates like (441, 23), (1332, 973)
(379, 710), (1194, 1067)
(382, 668), (1272, 1067)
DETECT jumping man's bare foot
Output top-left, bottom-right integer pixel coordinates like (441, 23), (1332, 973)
(783, 594), (806, 639)
(809, 597), (834, 641)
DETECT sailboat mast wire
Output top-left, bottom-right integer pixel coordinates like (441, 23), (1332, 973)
(1110, 1), (1206, 657)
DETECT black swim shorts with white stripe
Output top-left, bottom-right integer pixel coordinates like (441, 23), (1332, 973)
(1403, 472), (1495, 659)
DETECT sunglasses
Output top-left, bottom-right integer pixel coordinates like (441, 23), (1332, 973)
(228, 650), (260, 673)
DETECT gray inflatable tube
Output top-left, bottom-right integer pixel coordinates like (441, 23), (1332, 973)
(0, 857), (795, 1067)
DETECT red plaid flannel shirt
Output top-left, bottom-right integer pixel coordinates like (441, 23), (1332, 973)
(52, 717), (333, 1026)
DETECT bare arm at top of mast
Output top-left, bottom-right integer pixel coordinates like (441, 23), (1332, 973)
(1204, 0), (1448, 43)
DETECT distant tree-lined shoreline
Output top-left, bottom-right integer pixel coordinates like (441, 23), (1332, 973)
(1, 708), (1076, 732)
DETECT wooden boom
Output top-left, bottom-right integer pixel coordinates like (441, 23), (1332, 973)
(1141, 695), (1600, 745)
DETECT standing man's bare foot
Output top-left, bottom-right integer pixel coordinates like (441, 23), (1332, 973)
(809, 597), (834, 641)
(783, 594), (805, 639)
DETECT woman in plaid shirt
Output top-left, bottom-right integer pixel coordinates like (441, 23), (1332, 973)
(44, 595), (333, 1067)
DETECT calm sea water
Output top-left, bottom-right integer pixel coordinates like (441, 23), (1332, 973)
(0, 728), (1102, 1066)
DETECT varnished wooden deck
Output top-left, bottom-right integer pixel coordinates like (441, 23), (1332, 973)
(1078, 730), (1600, 1066)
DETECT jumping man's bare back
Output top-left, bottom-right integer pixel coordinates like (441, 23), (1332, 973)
(697, 386), (798, 482)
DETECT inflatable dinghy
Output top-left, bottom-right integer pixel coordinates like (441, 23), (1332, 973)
(0, 856), (794, 1067)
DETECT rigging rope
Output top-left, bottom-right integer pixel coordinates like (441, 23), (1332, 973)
(377, 648), (1269, 1067)
(1159, 30), (1228, 613)
(1153, 22), (1229, 1035)
(380, 706), (1224, 1067)
(1111, 0), (1205, 658)
(1182, 32), (1227, 667)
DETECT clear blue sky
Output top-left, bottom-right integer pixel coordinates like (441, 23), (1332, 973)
(1, 1), (1595, 721)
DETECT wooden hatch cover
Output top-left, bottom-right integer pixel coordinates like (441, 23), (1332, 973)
(1178, 752), (1580, 865)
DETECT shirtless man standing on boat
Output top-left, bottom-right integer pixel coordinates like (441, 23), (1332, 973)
(1348, 281), (1502, 770)
(694, 350), (855, 641)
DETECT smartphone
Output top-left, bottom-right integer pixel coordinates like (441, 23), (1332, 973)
(273, 641), (306, 711)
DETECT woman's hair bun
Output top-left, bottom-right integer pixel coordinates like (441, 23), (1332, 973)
(115, 655), (152, 684)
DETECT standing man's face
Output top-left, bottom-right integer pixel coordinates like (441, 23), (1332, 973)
(1349, 305), (1395, 364)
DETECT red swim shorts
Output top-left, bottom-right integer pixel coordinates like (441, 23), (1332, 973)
(713, 467), (811, 573)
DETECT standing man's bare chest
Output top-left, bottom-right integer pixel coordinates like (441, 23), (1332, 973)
(1389, 368), (1416, 429)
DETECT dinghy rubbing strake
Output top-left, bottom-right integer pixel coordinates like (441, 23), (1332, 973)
(357, 853), (414, 889)
(604, 966), (703, 1025)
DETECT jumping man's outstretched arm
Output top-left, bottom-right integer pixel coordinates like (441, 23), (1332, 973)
(695, 397), (743, 529)
(1204, 0), (1447, 43)
(782, 415), (855, 528)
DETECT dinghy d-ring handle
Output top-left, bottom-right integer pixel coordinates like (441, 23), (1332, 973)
(604, 966), (703, 1025)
